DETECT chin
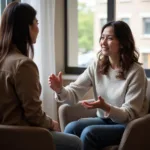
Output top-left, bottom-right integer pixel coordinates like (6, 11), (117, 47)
(102, 51), (109, 56)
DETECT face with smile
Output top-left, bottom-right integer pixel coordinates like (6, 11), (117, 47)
(100, 26), (120, 58)
(29, 18), (39, 44)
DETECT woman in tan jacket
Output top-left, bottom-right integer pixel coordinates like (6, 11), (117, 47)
(0, 1), (82, 150)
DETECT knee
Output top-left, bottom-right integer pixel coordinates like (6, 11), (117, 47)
(80, 126), (94, 141)
(64, 121), (81, 134)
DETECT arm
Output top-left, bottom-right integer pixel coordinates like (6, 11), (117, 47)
(55, 62), (95, 105)
(14, 58), (53, 129)
(107, 66), (148, 123)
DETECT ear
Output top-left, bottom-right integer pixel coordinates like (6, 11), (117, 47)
(120, 45), (123, 49)
(29, 25), (32, 32)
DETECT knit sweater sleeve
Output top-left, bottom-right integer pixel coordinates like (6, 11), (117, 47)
(105, 66), (148, 124)
(55, 61), (95, 105)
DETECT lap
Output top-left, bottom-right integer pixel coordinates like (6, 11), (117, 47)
(64, 117), (125, 137)
(65, 117), (119, 131)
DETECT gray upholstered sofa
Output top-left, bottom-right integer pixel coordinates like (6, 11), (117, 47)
(59, 80), (150, 150)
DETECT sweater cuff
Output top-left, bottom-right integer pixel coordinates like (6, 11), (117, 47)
(104, 105), (128, 123)
(55, 87), (67, 103)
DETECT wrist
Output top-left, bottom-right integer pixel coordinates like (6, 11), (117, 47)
(56, 86), (63, 94)
(104, 103), (111, 113)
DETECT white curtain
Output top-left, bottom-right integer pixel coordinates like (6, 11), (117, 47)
(21, 0), (57, 120)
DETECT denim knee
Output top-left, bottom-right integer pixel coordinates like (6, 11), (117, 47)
(64, 121), (81, 136)
(80, 126), (97, 150)
(80, 126), (94, 142)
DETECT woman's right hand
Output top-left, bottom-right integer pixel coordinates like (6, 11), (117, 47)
(51, 120), (61, 132)
(48, 72), (63, 93)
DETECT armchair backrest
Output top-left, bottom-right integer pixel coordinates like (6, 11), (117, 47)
(0, 125), (55, 150)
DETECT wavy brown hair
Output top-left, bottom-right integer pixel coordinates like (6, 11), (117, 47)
(98, 20), (141, 79)
(0, 1), (36, 63)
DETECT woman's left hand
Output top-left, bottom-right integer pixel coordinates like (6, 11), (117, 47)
(81, 96), (110, 112)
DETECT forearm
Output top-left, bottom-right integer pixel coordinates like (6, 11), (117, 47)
(104, 106), (130, 123)
(24, 107), (53, 129)
(55, 87), (80, 105)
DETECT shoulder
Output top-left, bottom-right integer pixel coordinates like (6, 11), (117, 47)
(87, 58), (98, 70)
(127, 63), (145, 75)
(3, 48), (38, 74)
(126, 62), (147, 83)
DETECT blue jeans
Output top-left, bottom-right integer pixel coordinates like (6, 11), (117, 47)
(64, 117), (126, 150)
(51, 131), (82, 150)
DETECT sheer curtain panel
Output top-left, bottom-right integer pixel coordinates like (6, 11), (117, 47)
(21, 0), (57, 120)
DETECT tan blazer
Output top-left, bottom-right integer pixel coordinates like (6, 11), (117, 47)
(0, 47), (53, 129)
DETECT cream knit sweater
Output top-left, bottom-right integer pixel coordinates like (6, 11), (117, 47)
(56, 60), (149, 124)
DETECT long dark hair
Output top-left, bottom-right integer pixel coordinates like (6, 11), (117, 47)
(98, 20), (141, 79)
(0, 1), (36, 63)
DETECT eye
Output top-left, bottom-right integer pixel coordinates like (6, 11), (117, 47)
(100, 36), (104, 40)
(108, 37), (113, 40)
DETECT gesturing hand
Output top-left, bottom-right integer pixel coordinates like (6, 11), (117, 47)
(48, 72), (63, 93)
(81, 96), (110, 112)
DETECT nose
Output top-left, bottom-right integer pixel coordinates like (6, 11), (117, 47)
(101, 37), (107, 45)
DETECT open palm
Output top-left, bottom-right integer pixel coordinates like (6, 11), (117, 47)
(81, 96), (105, 109)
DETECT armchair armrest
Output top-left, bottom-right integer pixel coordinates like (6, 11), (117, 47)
(0, 125), (55, 150)
(59, 100), (96, 131)
(119, 114), (150, 150)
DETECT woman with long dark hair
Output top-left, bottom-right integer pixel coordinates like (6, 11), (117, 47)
(49, 20), (149, 149)
(0, 2), (82, 150)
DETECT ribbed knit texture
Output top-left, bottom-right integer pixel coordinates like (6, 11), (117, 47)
(56, 60), (149, 124)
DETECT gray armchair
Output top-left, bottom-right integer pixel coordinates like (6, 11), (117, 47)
(0, 125), (55, 150)
(58, 81), (150, 150)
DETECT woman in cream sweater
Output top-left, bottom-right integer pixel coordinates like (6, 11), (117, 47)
(49, 20), (149, 150)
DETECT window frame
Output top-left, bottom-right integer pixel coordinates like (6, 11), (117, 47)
(143, 17), (150, 35)
(64, 0), (116, 74)
(0, 0), (15, 14)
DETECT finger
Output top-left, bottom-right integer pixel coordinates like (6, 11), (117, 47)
(99, 96), (104, 102)
(52, 74), (59, 81)
(82, 104), (93, 109)
(98, 96), (104, 100)
(49, 75), (56, 81)
(83, 102), (93, 106)
(58, 72), (62, 81)
(83, 101), (97, 106)
(82, 102), (94, 108)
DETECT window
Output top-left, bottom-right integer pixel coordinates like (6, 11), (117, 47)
(143, 18), (150, 35)
(98, 0), (107, 4)
(65, 0), (115, 74)
(100, 18), (107, 28)
(119, 0), (131, 2)
(142, 0), (150, 2)
(141, 53), (149, 68)
(65, 0), (150, 77)
(116, 0), (150, 77)
(121, 18), (130, 25)
(0, 0), (15, 16)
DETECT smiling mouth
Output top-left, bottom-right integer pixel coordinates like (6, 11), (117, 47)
(102, 48), (108, 51)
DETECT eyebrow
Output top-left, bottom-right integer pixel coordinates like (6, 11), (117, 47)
(101, 34), (114, 36)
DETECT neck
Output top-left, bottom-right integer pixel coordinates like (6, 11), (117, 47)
(109, 56), (120, 69)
